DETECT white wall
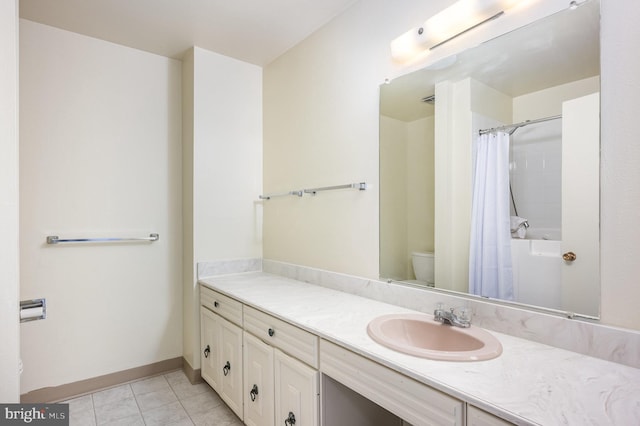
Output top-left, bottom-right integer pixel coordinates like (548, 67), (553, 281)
(0, 0), (20, 402)
(19, 20), (183, 393)
(562, 93), (600, 316)
(264, 0), (640, 330)
(182, 47), (263, 371)
(600, 0), (640, 329)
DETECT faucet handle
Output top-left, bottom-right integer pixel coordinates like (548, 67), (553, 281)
(455, 307), (471, 323)
(433, 302), (445, 320)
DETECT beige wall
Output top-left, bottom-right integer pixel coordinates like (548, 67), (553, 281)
(406, 116), (435, 263)
(19, 20), (183, 393)
(182, 48), (196, 373)
(379, 114), (434, 281)
(264, 0), (640, 330)
(435, 78), (514, 293)
(513, 76), (600, 122)
(262, 0), (471, 278)
(182, 47), (263, 370)
(379, 115), (408, 280)
(263, 0), (560, 280)
(0, 0), (20, 402)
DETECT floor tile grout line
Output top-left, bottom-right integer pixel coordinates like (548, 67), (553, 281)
(90, 393), (98, 426)
(77, 369), (211, 426)
(130, 385), (147, 426)
(165, 371), (196, 425)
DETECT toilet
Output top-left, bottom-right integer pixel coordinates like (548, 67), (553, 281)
(411, 252), (434, 286)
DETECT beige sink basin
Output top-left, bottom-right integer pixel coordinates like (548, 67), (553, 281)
(367, 313), (503, 361)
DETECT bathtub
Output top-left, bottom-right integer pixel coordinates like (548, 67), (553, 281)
(515, 227), (561, 241)
(511, 228), (562, 310)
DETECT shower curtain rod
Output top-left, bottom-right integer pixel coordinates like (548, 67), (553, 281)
(478, 114), (562, 136)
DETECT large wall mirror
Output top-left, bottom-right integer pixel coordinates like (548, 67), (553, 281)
(379, 0), (600, 318)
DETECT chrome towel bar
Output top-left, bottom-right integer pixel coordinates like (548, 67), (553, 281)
(304, 182), (367, 195)
(260, 182), (366, 200)
(259, 190), (304, 200)
(46, 233), (159, 245)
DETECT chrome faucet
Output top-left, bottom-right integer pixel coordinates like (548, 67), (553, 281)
(433, 304), (471, 328)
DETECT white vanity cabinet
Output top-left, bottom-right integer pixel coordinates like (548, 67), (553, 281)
(274, 349), (318, 426)
(200, 282), (516, 426)
(243, 305), (320, 426)
(320, 339), (464, 426)
(200, 287), (244, 420)
(243, 331), (274, 426)
(467, 405), (514, 426)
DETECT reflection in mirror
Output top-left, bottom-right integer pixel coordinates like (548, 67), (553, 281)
(379, 0), (600, 318)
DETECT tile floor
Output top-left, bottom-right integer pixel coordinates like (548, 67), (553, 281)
(63, 369), (243, 426)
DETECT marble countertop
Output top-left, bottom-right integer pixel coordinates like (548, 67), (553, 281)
(200, 271), (640, 425)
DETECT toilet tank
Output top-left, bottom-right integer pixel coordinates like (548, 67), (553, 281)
(411, 252), (434, 284)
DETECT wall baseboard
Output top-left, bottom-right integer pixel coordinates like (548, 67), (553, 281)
(182, 359), (202, 385)
(21, 357), (184, 403)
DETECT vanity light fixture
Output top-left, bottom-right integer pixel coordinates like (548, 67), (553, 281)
(390, 0), (523, 62)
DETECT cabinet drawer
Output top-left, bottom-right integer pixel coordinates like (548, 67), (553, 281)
(467, 405), (514, 426)
(200, 285), (243, 326)
(320, 339), (463, 426)
(244, 305), (319, 369)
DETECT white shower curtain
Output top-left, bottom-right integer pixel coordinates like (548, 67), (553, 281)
(469, 131), (514, 300)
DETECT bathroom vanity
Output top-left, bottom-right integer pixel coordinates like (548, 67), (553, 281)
(199, 271), (640, 425)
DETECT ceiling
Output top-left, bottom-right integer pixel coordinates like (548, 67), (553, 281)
(381, 0), (600, 122)
(19, 0), (359, 66)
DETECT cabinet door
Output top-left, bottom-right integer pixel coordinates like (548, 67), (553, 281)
(244, 332), (275, 426)
(200, 306), (220, 392)
(275, 349), (319, 426)
(219, 317), (243, 419)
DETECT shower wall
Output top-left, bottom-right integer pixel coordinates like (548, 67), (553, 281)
(509, 120), (562, 233)
(510, 76), (600, 234)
